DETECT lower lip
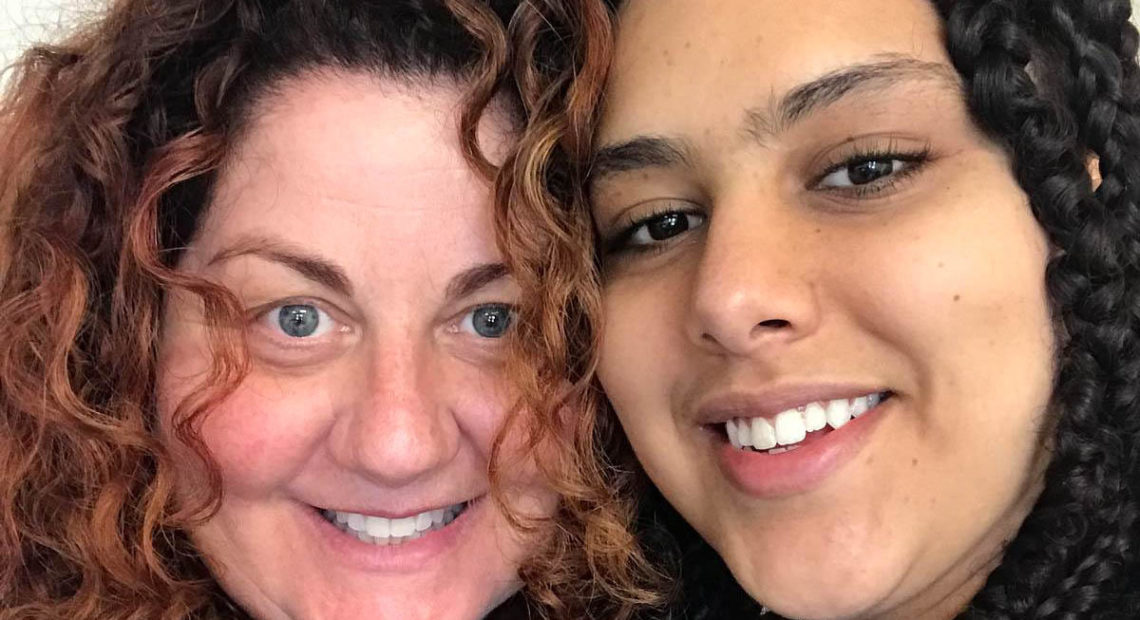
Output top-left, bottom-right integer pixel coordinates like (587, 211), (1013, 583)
(301, 498), (481, 572)
(716, 400), (890, 498)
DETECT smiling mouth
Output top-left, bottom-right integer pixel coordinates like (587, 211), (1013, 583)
(721, 391), (893, 455)
(318, 501), (470, 546)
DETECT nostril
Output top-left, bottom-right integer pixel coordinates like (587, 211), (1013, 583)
(757, 319), (791, 329)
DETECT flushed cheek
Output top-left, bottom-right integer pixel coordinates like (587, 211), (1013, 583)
(189, 372), (336, 494)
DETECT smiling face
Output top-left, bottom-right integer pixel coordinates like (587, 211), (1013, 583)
(156, 72), (555, 620)
(591, 0), (1056, 618)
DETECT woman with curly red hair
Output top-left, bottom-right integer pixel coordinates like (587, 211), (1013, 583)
(0, 1), (659, 618)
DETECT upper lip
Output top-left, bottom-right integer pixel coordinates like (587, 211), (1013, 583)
(315, 496), (479, 519)
(693, 383), (888, 424)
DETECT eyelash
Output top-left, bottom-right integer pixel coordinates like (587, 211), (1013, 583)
(248, 297), (348, 343)
(603, 203), (706, 258)
(812, 143), (933, 199)
(600, 143), (933, 259)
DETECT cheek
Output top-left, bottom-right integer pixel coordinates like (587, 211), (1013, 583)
(836, 169), (1054, 389)
(449, 364), (514, 453)
(202, 377), (334, 491)
(159, 365), (336, 497)
(156, 309), (333, 497)
(597, 275), (686, 419)
(831, 172), (1055, 491)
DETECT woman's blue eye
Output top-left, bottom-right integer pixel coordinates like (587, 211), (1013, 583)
(628, 211), (706, 246)
(271, 304), (333, 338)
(461, 304), (513, 339)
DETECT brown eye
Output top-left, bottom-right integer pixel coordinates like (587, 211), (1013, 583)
(818, 157), (919, 190)
(628, 211), (706, 246)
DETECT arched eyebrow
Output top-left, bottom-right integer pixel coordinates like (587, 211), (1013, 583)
(209, 236), (352, 296)
(589, 55), (959, 187)
(750, 55), (960, 139)
(208, 236), (510, 302)
(445, 262), (509, 301)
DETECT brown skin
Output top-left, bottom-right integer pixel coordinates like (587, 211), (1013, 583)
(590, 1), (1053, 618)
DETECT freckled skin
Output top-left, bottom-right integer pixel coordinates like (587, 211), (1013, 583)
(157, 73), (556, 620)
(592, 0), (1055, 618)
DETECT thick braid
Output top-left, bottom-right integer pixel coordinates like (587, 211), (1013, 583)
(936, 1), (1140, 618)
(1035, 1), (1140, 268)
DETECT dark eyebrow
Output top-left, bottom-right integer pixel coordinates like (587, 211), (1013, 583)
(590, 136), (695, 186)
(208, 237), (353, 296)
(590, 55), (959, 186)
(746, 55), (960, 140)
(445, 262), (510, 301)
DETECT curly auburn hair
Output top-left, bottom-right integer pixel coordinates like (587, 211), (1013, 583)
(502, 0), (1140, 618)
(0, 1), (658, 618)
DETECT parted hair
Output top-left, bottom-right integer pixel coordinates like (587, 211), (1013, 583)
(0, 1), (658, 618)
(503, 0), (1140, 618)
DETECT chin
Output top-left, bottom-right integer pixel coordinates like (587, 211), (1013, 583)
(718, 538), (911, 620)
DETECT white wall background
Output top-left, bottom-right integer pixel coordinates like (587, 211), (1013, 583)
(1, 0), (104, 85)
(2, 0), (1140, 87)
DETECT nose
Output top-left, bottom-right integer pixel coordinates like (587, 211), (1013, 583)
(328, 338), (459, 486)
(688, 197), (822, 356)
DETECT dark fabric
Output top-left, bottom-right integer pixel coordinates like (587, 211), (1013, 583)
(485, 592), (534, 620)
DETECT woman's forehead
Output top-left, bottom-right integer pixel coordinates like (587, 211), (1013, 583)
(185, 72), (505, 295)
(601, 0), (950, 143)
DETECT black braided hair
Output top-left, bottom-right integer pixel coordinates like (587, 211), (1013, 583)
(931, 1), (1140, 617)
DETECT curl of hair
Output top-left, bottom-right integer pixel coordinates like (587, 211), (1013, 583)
(507, 0), (1140, 618)
(933, 0), (1140, 616)
(490, 1), (669, 618)
(0, 1), (593, 618)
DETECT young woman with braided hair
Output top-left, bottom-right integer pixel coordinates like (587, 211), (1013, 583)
(500, 0), (1140, 617)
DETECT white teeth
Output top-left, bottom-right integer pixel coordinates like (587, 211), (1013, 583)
(347, 512), (366, 531)
(737, 417), (752, 446)
(751, 416), (777, 450)
(723, 392), (887, 453)
(774, 409), (807, 445)
(391, 516), (416, 538)
(825, 398), (852, 429)
(803, 402), (827, 432)
(365, 515), (390, 538)
(325, 502), (466, 546)
(727, 419), (742, 449)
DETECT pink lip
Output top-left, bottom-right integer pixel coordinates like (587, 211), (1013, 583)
(694, 384), (887, 423)
(715, 398), (890, 498)
(301, 496), (482, 572)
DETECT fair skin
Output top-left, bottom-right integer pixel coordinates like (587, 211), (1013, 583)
(157, 71), (556, 620)
(590, 1), (1055, 618)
